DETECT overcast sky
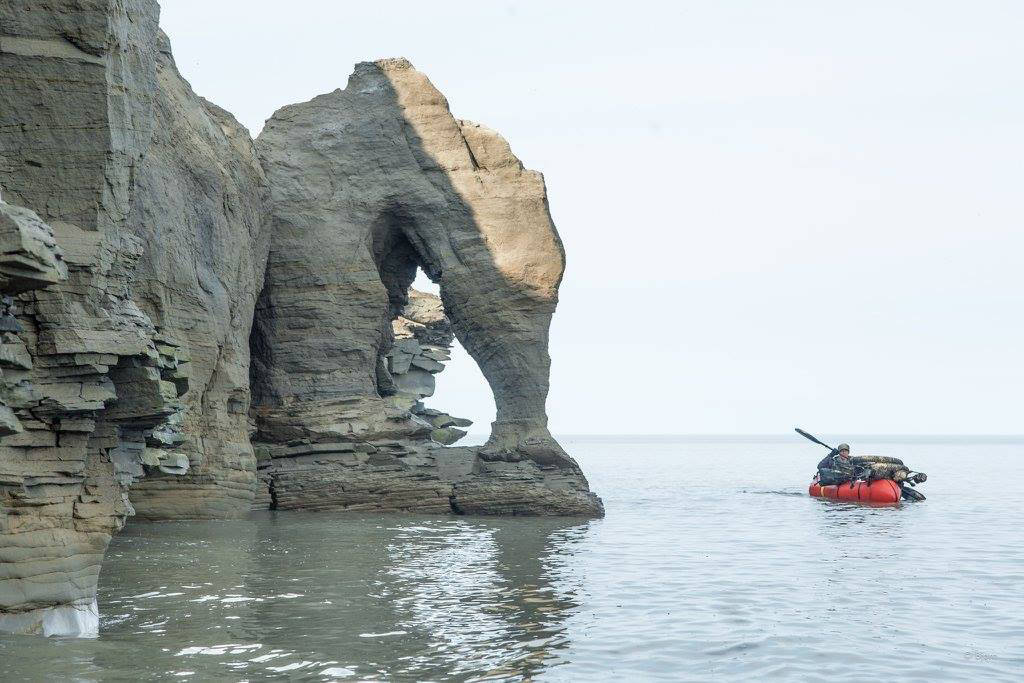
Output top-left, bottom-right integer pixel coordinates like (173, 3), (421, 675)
(162, 1), (1023, 436)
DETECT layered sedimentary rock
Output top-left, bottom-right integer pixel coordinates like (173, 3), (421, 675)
(1, 2), (601, 637)
(390, 289), (473, 446)
(124, 31), (270, 520)
(0, 198), (187, 637)
(251, 59), (600, 516)
(0, 1), (190, 635)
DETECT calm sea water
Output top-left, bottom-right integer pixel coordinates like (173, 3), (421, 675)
(2, 436), (1023, 681)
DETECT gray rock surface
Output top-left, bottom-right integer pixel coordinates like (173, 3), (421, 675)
(0, 0), (188, 636)
(255, 59), (571, 457)
(0, 201), (68, 294)
(252, 59), (599, 516)
(123, 30), (270, 520)
(1, 4), (601, 636)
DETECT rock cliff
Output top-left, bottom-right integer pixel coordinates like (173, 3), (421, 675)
(123, 30), (270, 521)
(1, 2), (601, 636)
(1, 0), (188, 635)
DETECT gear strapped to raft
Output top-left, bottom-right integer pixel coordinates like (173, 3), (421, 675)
(795, 428), (929, 503)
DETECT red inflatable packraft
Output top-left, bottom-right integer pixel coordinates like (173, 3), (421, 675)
(808, 477), (900, 505)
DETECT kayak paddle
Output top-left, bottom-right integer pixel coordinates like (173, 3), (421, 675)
(795, 428), (835, 451)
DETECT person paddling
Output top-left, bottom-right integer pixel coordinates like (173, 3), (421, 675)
(816, 442), (854, 486)
(797, 428), (928, 501)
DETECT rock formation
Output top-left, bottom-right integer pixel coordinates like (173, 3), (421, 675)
(122, 30), (270, 521)
(1, 2), (601, 637)
(0, 0), (188, 635)
(250, 58), (598, 515)
(391, 289), (473, 446)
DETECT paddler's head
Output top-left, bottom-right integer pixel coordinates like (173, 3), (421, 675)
(837, 443), (850, 459)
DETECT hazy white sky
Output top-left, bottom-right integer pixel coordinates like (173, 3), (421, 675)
(161, 1), (1023, 435)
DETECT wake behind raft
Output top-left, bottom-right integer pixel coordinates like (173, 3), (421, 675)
(796, 428), (928, 504)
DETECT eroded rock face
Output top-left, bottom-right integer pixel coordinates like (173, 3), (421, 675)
(1, 16), (269, 529)
(1, 5), (601, 636)
(255, 59), (566, 452)
(390, 290), (472, 445)
(0, 1), (189, 636)
(253, 286), (601, 517)
(251, 59), (601, 516)
(124, 31), (270, 521)
(0, 197), (183, 637)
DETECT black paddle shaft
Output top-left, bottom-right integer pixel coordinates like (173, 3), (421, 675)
(795, 428), (835, 451)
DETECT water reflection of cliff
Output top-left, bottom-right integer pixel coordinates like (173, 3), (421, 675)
(88, 514), (592, 680)
(384, 517), (590, 681)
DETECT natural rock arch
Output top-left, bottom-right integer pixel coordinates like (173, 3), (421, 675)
(252, 58), (574, 463)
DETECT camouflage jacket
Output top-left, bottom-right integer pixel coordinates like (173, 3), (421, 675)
(816, 450), (855, 485)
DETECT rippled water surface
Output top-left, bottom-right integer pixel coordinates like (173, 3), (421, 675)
(2, 437), (1023, 681)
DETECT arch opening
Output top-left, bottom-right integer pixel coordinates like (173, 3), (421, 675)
(369, 211), (492, 447)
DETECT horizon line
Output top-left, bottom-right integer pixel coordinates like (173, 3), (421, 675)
(459, 432), (1024, 442)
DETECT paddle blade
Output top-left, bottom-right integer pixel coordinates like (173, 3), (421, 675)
(795, 428), (833, 450)
(901, 487), (926, 502)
